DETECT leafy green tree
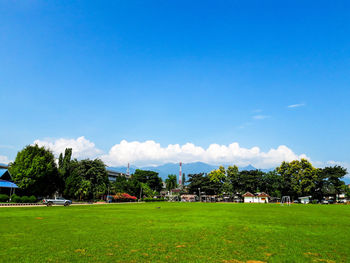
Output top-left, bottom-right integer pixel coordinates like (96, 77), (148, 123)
(208, 166), (226, 183)
(319, 166), (347, 200)
(165, 174), (178, 191)
(111, 176), (141, 197)
(140, 182), (157, 198)
(276, 159), (318, 198)
(187, 173), (221, 195)
(261, 171), (282, 197)
(344, 185), (350, 200)
(64, 159), (109, 200)
(225, 165), (240, 194)
(132, 169), (163, 193)
(238, 170), (265, 194)
(9, 145), (60, 196)
(58, 148), (72, 193)
(75, 179), (91, 201)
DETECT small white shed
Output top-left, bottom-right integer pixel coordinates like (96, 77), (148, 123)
(243, 192), (270, 203)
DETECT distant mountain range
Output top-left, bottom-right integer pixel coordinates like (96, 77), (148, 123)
(108, 162), (274, 180)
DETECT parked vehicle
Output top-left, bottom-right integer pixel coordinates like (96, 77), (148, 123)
(42, 197), (72, 206)
(320, 199), (329, 204)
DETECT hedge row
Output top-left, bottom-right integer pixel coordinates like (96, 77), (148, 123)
(0, 194), (9, 202)
(0, 194), (37, 203)
(143, 197), (166, 202)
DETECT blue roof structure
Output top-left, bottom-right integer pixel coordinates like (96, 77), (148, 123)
(0, 179), (18, 188)
(0, 168), (8, 178)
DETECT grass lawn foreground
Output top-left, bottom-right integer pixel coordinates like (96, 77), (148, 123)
(0, 203), (349, 262)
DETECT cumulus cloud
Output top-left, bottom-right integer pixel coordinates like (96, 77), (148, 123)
(288, 103), (305, 108)
(101, 140), (308, 168)
(33, 136), (102, 159)
(0, 155), (11, 164)
(32, 137), (312, 169)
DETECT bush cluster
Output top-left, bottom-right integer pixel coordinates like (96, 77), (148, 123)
(112, 193), (137, 202)
(143, 197), (166, 202)
(0, 194), (9, 202)
(10, 194), (36, 203)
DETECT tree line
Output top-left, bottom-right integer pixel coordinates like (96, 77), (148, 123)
(7, 144), (350, 201)
(187, 159), (349, 200)
(9, 145), (163, 201)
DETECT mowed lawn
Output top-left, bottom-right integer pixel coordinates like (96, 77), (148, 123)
(0, 203), (349, 263)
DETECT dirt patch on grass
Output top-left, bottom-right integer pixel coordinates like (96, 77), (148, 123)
(74, 249), (86, 254)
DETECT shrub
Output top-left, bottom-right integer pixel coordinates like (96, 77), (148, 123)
(143, 197), (166, 202)
(21, 196), (30, 203)
(0, 194), (9, 202)
(11, 194), (21, 203)
(29, 195), (36, 203)
(312, 200), (318, 204)
(112, 193), (137, 202)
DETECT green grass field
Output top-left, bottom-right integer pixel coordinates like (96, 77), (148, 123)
(0, 203), (349, 263)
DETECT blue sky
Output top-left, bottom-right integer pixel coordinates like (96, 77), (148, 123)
(1, 1), (349, 171)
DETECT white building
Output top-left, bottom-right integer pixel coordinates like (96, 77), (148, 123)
(242, 192), (270, 203)
(298, 196), (311, 204)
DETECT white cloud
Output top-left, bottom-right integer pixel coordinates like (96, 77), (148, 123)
(101, 140), (308, 168)
(33, 136), (102, 159)
(253, 115), (270, 120)
(31, 137), (324, 170)
(288, 103), (305, 108)
(0, 155), (11, 164)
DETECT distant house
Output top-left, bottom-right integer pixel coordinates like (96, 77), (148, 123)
(298, 196), (311, 204)
(242, 192), (270, 203)
(180, 194), (196, 202)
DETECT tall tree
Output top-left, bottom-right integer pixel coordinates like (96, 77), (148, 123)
(225, 165), (240, 194)
(58, 148), (72, 193)
(182, 173), (186, 186)
(276, 159), (318, 198)
(64, 159), (109, 200)
(261, 171), (282, 197)
(238, 170), (265, 193)
(187, 173), (221, 195)
(320, 166), (347, 200)
(165, 174), (178, 191)
(9, 145), (60, 196)
(132, 169), (163, 193)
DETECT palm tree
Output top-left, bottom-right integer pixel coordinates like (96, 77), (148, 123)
(165, 175), (178, 193)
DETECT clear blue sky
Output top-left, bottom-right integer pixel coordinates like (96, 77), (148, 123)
(1, 1), (349, 167)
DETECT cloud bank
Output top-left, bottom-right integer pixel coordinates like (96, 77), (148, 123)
(33, 137), (308, 169)
(34, 136), (102, 159)
(0, 155), (11, 164)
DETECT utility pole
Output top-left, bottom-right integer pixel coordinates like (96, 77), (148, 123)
(179, 162), (182, 187)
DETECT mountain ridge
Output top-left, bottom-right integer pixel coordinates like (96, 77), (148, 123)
(108, 162), (274, 180)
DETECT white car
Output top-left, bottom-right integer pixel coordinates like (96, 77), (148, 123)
(42, 197), (72, 206)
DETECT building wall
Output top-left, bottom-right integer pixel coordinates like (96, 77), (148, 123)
(244, 196), (269, 203)
(244, 196), (254, 203)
